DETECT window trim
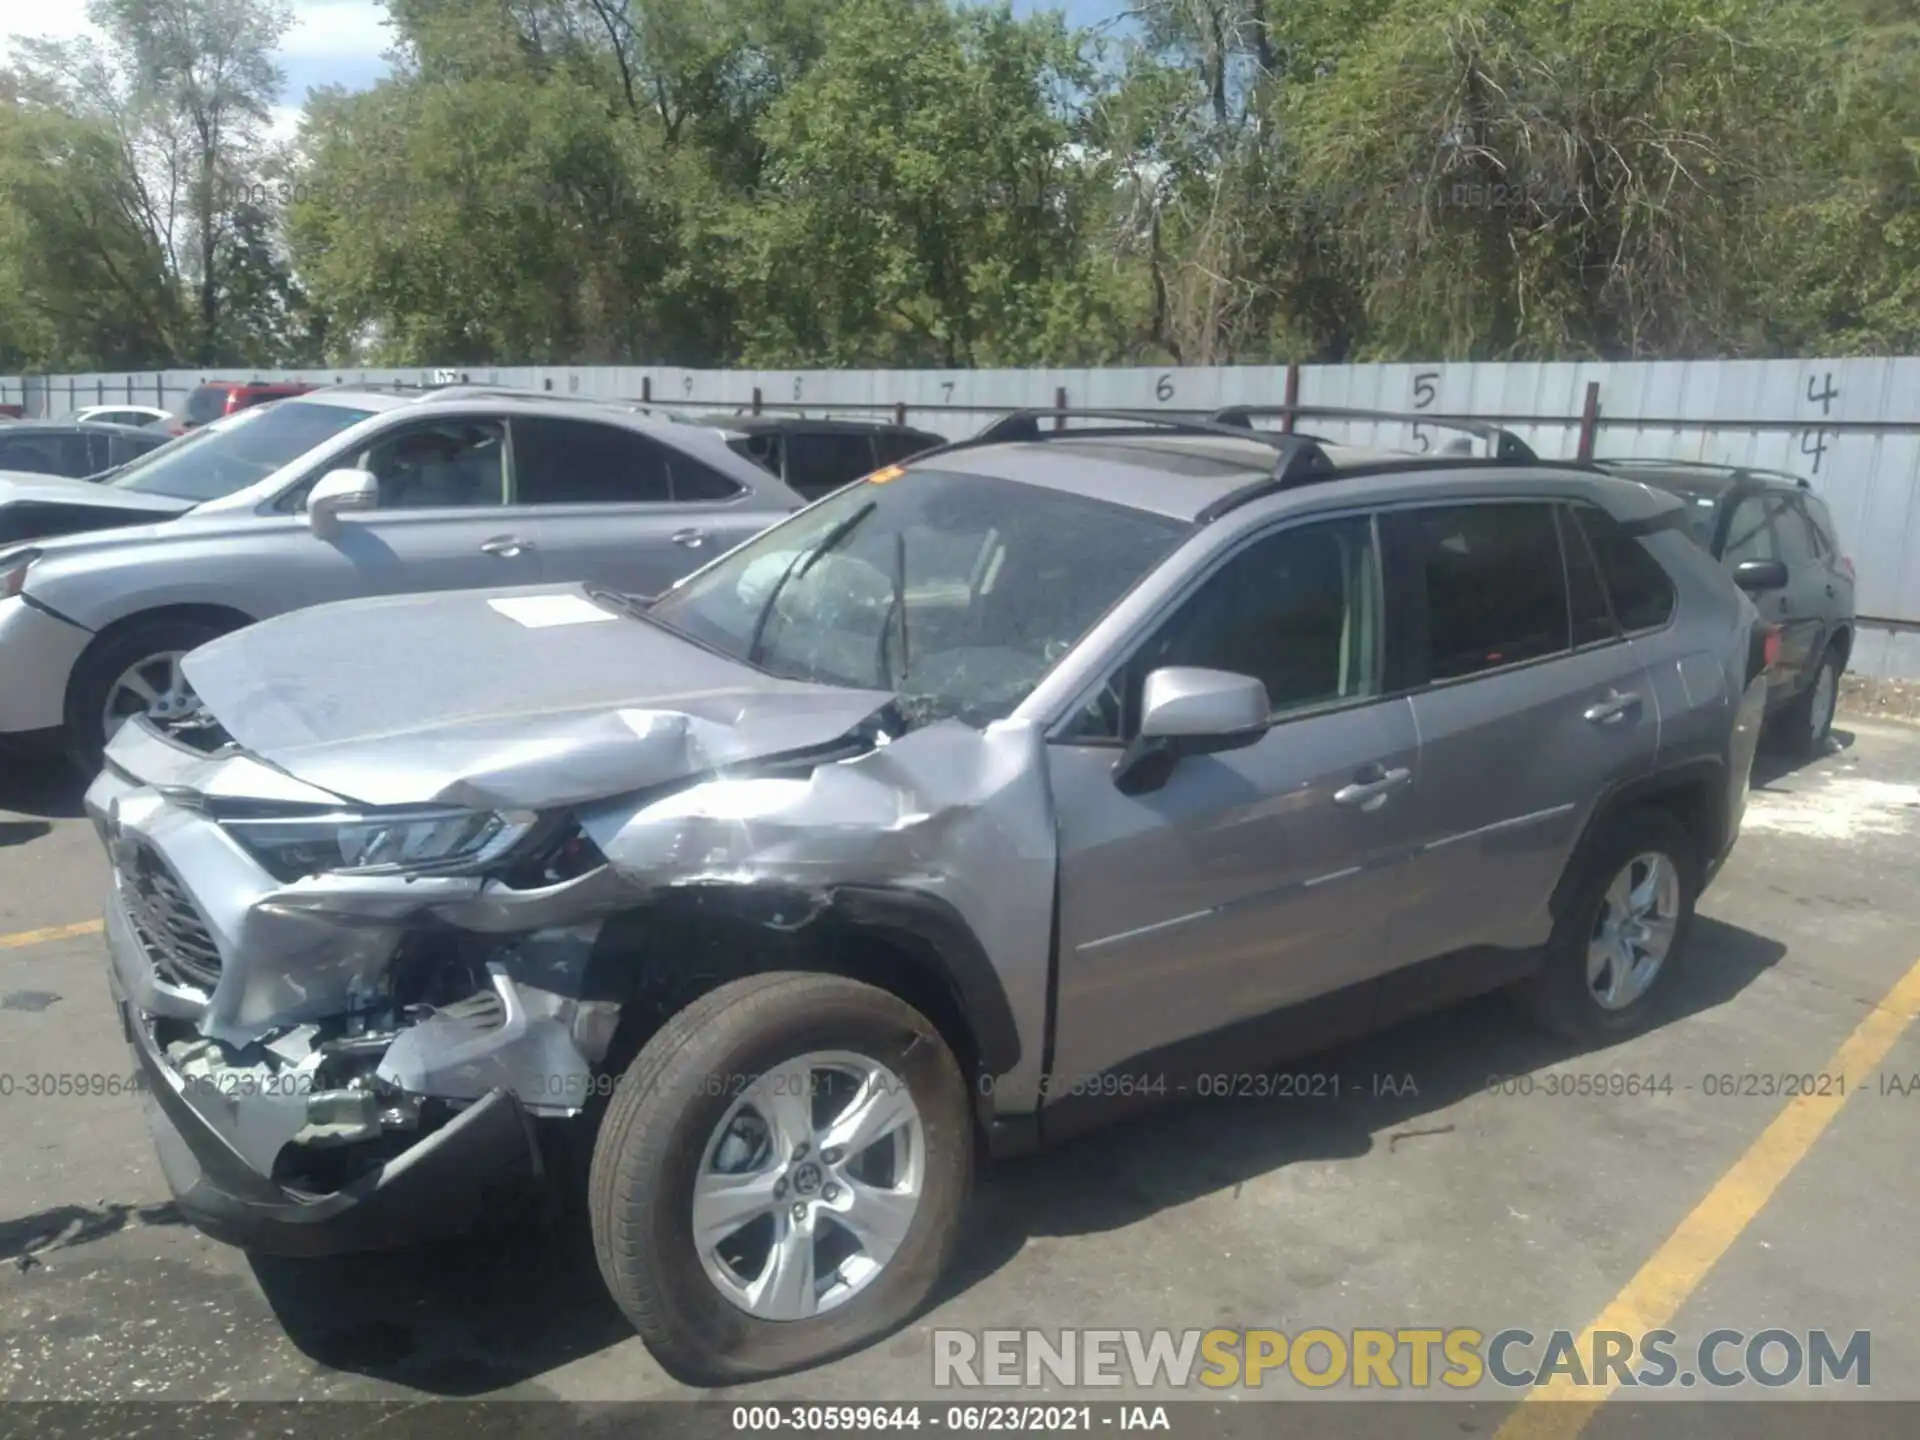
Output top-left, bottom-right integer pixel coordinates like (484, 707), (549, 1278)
(1046, 507), (1392, 748)
(1556, 502), (1625, 652)
(1566, 500), (1679, 642)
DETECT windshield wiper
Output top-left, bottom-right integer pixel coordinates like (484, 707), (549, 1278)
(746, 500), (876, 667)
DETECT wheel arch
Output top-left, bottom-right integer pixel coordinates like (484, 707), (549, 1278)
(64, 602), (257, 714)
(584, 883), (1022, 1101)
(1549, 758), (1726, 923)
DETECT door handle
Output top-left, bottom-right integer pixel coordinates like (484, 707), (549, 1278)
(480, 535), (531, 558)
(1334, 766), (1412, 809)
(1583, 690), (1643, 725)
(671, 527), (708, 549)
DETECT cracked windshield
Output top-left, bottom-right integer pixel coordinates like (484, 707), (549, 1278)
(649, 469), (1187, 727)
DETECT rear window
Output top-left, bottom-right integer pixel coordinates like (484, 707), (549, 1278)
(186, 385), (234, 425)
(1573, 505), (1677, 631)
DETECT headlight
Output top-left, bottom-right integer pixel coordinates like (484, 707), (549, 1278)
(0, 548), (38, 598)
(221, 807), (536, 881)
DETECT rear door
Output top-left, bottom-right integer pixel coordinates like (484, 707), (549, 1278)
(1768, 493), (1833, 678)
(1381, 499), (1663, 969)
(510, 415), (773, 596)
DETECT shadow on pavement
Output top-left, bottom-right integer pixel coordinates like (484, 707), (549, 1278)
(0, 750), (88, 820)
(249, 915), (1784, 1396)
(1750, 725), (1854, 793)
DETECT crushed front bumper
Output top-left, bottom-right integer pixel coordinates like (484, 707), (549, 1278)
(107, 893), (546, 1256)
(87, 718), (619, 1256)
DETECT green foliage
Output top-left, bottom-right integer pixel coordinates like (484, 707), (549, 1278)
(2, 0), (1916, 371)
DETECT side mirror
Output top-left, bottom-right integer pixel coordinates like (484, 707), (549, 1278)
(1114, 667), (1271, 796)
(1731, 558), (1788, 593)
(307, 469), (379, 538)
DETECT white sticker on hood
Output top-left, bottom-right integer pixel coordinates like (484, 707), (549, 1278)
(488, 595), (620, 628)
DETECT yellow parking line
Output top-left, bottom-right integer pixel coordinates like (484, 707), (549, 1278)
(1495, 952), (1920, 1439)
(0, 918), (104, 951)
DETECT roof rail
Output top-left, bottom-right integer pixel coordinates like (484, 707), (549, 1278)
(879, 408), (1337, 521)
(1594, 456), (1811, 489)
(1212, 405), (1539, 464)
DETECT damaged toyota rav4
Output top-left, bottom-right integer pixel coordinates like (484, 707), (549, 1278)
(89, 408), (1771, 1383)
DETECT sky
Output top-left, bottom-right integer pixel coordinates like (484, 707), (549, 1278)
(0, 0), (1126, 145)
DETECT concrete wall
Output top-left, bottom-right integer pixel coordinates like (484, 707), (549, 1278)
(9, 356), (1919, 677)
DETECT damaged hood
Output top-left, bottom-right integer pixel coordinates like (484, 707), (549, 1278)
(0, 470), (193, 544)
(179, 584), (898, 810)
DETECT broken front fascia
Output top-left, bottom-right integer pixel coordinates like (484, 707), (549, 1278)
(89, 707), (1056, 1178)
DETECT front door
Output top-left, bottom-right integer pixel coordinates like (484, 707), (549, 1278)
(1045, 513), (1421, 1120)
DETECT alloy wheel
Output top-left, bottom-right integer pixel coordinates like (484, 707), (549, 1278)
(1586, 851), (1681, 1011)
(102, 650), (197, 743)
(692, 1050), (924, 1322)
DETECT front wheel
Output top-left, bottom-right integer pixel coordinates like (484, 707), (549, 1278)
(588, 973), (973, 1384)
(63, 615), (232, 774)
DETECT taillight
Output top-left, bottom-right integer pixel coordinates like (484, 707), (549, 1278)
(1763, 625), (1782, 669)
(1841, 555), (1855, 581)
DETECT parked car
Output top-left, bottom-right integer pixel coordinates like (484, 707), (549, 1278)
(0, 403), (26, 419)
(0, 420), (171, 480)
(1594, 459), (1854, 755)
(85, 406), (1769, 1383)
(72, 404), (174, 429)
(0, 385), (803, 769)
(718, 415), (947, 500)
(157, 380), (319, 435)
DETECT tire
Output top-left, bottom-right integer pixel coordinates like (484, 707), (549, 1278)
(588, 972), (973, 1385)
(1519, 807), (1702, 1043)
(1776, 646), (1841, 759)
(63, 615), (232, 775)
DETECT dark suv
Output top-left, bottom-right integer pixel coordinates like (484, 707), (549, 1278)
(1596, 460), (1854, 754)
(718, 416), (946, 501)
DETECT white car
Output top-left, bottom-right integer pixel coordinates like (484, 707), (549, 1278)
(71, 404), (173, 428)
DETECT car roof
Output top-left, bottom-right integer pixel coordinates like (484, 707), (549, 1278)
(917, 431), (1512, 520)
(1593, 458), (1811, 496)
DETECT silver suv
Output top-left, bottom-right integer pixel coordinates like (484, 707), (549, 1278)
(86, 408), (1769, 1384)
(0, 385), (801, 768)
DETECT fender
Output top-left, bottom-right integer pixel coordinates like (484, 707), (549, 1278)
(820, 885), (1023, 1080)
(1548, 755), (1728, 922)
(582, 882), (1023, 1083)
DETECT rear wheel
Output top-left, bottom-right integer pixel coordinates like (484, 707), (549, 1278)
(64, 615), (232, 774)
(588, 973), (972, 1385)
(1520, 807), (1701, 1042)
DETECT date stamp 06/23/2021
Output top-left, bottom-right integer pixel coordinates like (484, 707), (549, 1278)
(5, 1065), (1920, 1105)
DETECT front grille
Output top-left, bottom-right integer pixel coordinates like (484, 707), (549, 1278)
(120, 844), (223, 990)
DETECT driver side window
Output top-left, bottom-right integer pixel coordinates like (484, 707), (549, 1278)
(280, 419), (507, 511)
(1070, 516), (1382, 741)
(361, 420), (507, 508)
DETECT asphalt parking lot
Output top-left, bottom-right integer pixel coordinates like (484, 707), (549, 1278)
(2, 712), (1919, 1428)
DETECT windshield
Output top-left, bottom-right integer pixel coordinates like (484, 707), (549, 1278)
(648, 469), (1189, 728)
(107, 400), (376, 502)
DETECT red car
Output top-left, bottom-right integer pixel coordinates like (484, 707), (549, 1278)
(164, 380), (316, 434)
